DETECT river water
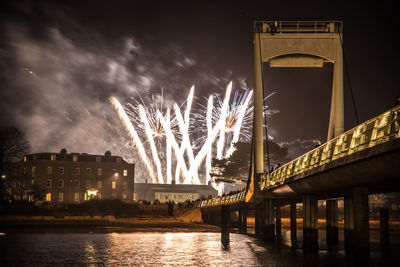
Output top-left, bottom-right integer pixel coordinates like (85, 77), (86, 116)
(0, 230), (399, 266)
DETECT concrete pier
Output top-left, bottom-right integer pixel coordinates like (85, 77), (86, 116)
(326, 199), (339, 246)
(275, 205), (281, 238)
(290, 202), (297, 247)
(380, 208), (389, 250)
(221, 205), (230, 247)
(263, 199), (275, 242)
(303, 194), (318, 252)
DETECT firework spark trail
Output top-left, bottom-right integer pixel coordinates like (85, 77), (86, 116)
(216, 82), (232, 159)
(109, 97), (156, 183)
(165, 108), (172, 184)
(205, 95), (213, 185)
(224, 90), (253, 158)
(157, 110), (190, 183)
(139, 105), (164, 184)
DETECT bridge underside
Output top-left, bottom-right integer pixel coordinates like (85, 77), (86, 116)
(262, 140), (400, 204)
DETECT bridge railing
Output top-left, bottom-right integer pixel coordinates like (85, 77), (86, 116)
(260, 106), (400, 190)
(254, 21), (342, 34)
(200, 191), (246, 208)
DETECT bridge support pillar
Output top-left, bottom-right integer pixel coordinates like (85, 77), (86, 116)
(380, 208), (389, 250)
(303, 194), (318, 252)
(276, 205), (282, 238)
(221, 205), (230, 247)
(255, 206), (261, 237)
(263, 199), (275, 242)
(344, 187), (369, 259)
(239, 207), (248, 234)
(290, 202), (297, 247)
(326, 199), (339, 247)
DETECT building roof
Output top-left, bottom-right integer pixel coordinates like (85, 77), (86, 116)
(23, 149), (130, 164)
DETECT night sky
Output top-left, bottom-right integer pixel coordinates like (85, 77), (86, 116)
(1, 0), (399, 174)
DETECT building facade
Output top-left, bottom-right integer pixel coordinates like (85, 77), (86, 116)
(134, 183), (217, 203)
(5, 149), (134, 204)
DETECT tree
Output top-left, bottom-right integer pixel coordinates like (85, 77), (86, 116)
(211, 140), (290, 182)
(0, 127), (30, 171)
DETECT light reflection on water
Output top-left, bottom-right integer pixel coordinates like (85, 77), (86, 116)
(0, 231), (399, 266)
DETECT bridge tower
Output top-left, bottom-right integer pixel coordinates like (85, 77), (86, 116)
(253, 22), (344, 156)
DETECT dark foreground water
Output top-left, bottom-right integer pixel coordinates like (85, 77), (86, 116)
(0, 230), (400, 266)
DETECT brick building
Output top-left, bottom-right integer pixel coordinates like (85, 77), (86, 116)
(5, 149), (134, 204)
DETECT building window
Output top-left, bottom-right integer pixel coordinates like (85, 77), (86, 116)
(97, 193), (101, 199)
(45, 193), (51, 202)
(46, 179), (52, 188)
(24, 156), (27, 162)
(97, 168), (102, 176)
(23, 168), (26, 175)
(112, 181), (116, 189)
(74, 193), (80, 203)
(31, 167), (36, 178)
(123, 169), (128, 176)
(123, 193), (127, 199)
(74, 180), (80, 188)
(59, 167), (64, 175)
(116, 158), (121, 163)
(73, 155), (78, 162)
(86, 180), (91, 189)
(97, 181), (102, 189)
(96, 156), (101, 162)
(112, 193), (116, 198)
(58, 180), (64, 188)
(58, 193), (63, 202)
(51, 154), (56, 160)
(47, 167), (52, 175)
(86, 168), (91, 176)
(31, 179), (35, 185)
(123, 182), (127, 189)
(75, 168), (80, 175)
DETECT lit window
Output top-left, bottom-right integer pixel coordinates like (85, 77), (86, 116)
(97, 168), (102, 176)
(58, 193), (63, 202)
(116, 158), (121, 163)
(112, 193), (116, 198)
(58, 180), (64, 188)
(123, 169), (128, 176)
(51, 154), (56, 161)
(45, 193), (51, 202)
(31, 179), (35, 185)
(97, 181), (102, 189)
(24, 156), (27, 162)
(74, 180), (80, 188)
(123, 182), (127, 189)
(47, 167), (52, 175)
(59, 167), (64, 175)
(123, 193), (127, 199)
(112, 181), (116, 189)
(86, 180), (91, 189)
(46, 179), (52, 188)
(31, 167), (36, 178)
(86, 168), (91, 176)
(97, 193), (101, 199)
(96, 157), (101, 162)
(73, 155), (78, 162)
(74, 193), (80, 203)
(75, 168), (80, 175)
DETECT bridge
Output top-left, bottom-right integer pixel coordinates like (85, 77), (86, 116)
(200, 21), (400, 258)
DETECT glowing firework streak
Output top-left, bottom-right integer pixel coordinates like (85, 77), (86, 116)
(139, 105), (164, 184)
(109, 97), (156, 183)
(216, 82), (232, 159)
(225, 90), (253, 158)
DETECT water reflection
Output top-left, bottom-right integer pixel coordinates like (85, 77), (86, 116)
(0, 232), (399, 266)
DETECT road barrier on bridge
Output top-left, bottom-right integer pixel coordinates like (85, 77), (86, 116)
(261, 106), (400, 190)
(201, 106), (400, 208)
